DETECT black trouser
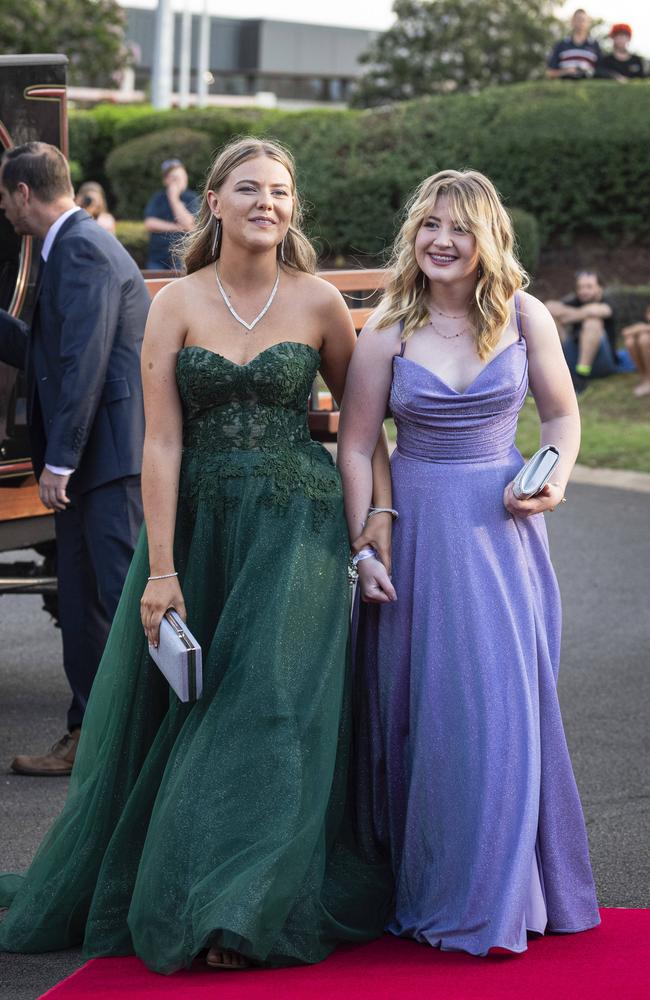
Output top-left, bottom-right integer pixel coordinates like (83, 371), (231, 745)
(54, 476), (143, 730)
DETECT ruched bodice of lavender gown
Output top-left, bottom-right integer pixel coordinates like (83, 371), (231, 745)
(391, 337), (527, 463)
(354, 308), (599, 956)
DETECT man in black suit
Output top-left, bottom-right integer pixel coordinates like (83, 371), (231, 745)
(0, 142), (149, 775)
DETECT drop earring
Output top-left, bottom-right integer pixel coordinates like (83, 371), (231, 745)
(211, 218), (221, 258)
(477, 263), (484, 279)
(279, 237), (286, 263)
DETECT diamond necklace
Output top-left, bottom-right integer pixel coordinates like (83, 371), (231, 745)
(215, 264), (280, 333)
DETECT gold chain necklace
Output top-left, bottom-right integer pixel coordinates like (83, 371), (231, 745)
(429, 315), (472, 340)
(430, 303), (470, 320)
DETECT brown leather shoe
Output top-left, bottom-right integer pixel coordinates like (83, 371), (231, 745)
(10, 730), (80, 776)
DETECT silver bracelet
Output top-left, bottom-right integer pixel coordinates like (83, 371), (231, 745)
(147, 571), (178, 581)
(367, 506), (399, 521)
(351, 547), (378, 568)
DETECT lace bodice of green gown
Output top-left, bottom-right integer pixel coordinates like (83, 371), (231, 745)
(176, 342), (343, 527)
(0, 340), (392, 973)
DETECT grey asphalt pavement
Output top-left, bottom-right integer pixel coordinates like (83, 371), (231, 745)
(1, 481), (649, 999)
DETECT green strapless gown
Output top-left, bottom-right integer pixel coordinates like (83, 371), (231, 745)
(0, 342), (392, 973)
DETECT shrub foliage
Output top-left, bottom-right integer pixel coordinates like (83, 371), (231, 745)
(105, 128), (215, 218)
(73, 81), (650, 263)
(114, 220), (148, 268)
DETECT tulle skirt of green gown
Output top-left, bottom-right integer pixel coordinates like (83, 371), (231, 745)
(0, 344), (392, 973)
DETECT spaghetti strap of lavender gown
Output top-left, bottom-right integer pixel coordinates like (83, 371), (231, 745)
(354, 294), (599, 955)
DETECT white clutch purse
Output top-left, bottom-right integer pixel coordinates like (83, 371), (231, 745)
(512, 445), (560, 500)
(149, 609), (203, 702)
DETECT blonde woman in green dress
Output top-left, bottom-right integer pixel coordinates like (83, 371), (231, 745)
(0, 138), (393, 973)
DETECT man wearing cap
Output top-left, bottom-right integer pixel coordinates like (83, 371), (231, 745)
(143, 159), (198, 270)
(599, 24), (645, 81)
(546, 9), (601, 80)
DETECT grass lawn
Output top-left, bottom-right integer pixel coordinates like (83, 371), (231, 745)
(515, 373), (650, 472)
(384, 372), (650, 473)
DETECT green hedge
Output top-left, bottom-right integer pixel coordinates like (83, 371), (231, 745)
(114, 220), (148, 268)
(509, 209), (539, 276)
(111, 107), (268, 147)
(105, 128), (215, 218)
(70, 105), (162, 196)
(604, 285), (650, 330)
(74, 80), (650, 260)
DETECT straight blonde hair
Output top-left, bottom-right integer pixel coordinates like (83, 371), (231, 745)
(377, 170), (528, 360)
(179, 137), (317, 275)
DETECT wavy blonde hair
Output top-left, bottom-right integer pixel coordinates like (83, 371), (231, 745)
(178, 136), (316, 276)
(377, 170), (528, 360)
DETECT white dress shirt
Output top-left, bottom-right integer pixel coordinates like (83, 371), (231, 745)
(42, 206), (81, 477)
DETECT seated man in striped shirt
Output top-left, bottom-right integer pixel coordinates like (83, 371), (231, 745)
(546, 9), (601, 80)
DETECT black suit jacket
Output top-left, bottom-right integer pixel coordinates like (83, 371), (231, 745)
(0, 210), (150, 494)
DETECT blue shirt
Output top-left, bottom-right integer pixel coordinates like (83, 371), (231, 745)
(144, 188), (199, 270)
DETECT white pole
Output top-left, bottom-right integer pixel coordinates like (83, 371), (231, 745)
(179, 10), (192, 108)
(197, 1), (210, 108)
(151, 0), (174, 109)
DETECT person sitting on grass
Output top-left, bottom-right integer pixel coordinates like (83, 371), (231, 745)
(621, 304), (650, 397)
(546, 270), (617, 393)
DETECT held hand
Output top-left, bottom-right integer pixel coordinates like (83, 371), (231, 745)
(140, 578), (187, 648)
(38, 469), (71, 511)
(357, 557), (397, 604)
(353, 511), (393, 574)
(503, 481), (566, 518)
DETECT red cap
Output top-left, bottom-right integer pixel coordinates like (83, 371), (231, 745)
(610, 23), (632, 38)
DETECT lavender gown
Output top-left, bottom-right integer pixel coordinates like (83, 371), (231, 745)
(354, 304), (600, 955)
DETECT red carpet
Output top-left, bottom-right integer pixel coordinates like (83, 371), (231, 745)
(40, 909), (649, 1000)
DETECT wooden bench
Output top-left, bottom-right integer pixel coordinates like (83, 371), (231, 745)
(143, 268), (389, 440)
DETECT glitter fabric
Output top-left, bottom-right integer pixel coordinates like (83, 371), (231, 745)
(353, 325), (600, 956)
(0, 342), (392, 972)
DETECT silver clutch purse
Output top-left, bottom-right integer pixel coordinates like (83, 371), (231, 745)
(149, 609), (203, 702)
(512, 445), (560, 499)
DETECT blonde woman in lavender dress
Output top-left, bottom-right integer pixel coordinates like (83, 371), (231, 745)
(338, 169), (600, 955)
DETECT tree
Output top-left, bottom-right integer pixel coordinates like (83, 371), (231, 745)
(0, 0), (129, 86)
(351, 0), (562, 107)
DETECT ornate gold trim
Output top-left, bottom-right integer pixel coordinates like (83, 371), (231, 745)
(0, 117), (32, 318)
(24, 85), (68, 158)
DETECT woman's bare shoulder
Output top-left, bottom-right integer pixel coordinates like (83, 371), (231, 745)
(148, 268), (213, 318)
(287, 269), (345, 302)
(514, 290), (557, 338)
(357, 306), (403, 357)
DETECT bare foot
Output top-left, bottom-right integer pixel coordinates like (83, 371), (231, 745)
(206, 946), (250, 970)
(633, 381), (650, 397)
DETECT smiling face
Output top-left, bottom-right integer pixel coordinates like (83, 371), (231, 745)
(207, 155), (293, 256)
(414, 194), (479, 286)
